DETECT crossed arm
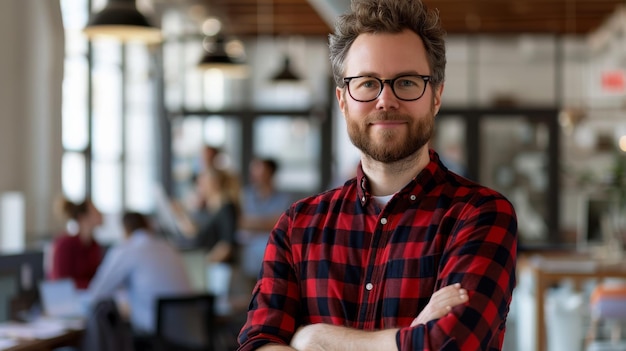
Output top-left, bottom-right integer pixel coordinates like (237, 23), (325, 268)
(257, 284), (468, 351)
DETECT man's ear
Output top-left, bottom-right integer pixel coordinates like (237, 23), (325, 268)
(433, 82), (444, 116)
(336, 86), (347, 114)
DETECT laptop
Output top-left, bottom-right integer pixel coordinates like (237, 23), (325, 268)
(38, 279), (88, 319)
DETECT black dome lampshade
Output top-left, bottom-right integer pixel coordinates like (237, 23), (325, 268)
(271, 55), (301, 82)
(197, 35), (248, 78)
(83, 0), (162, 44)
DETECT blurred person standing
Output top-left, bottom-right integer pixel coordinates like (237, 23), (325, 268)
(184, 145), (222, 211)
(200, 145), (223, 172)
(173, 168), (243, 315)
(176, 168), (241, 263)
(87, 211), (192, 337)
(238, 157), (292, 286)
(185, 145), (239, 212)
(50, 197), (104, 289)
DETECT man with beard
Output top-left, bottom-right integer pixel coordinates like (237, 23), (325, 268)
(237, 0), (517, 350)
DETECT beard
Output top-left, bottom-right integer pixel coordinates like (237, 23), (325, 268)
(345, 104), (435, 164)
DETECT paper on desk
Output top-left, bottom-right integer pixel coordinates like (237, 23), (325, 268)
(0, 338), (18, 350)
(38, 315), (85, 330)
(0, 319), (67, 340)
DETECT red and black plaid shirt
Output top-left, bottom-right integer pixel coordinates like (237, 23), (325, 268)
(238, 150), (517, 351)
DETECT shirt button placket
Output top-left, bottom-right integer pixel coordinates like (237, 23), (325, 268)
(368, 219), (384, 295)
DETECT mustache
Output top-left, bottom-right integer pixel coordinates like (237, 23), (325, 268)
(365, 111), (411, 124)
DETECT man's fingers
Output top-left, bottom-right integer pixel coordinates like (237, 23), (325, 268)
(409, 284), (469, 327)
(431, 288), (468, 311)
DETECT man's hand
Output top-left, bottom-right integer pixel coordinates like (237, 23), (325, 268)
(410, 283), (468, 327)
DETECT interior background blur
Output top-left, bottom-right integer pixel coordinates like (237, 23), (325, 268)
(2, 1), (626, 351)
(3, 0), (625, 248)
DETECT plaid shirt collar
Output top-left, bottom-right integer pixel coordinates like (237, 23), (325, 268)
(355, 149), (447, 207)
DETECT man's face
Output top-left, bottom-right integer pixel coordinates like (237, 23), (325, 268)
(336, 30), (443, 163)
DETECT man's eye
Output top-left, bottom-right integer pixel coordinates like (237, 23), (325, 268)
(397, 79), (418, 87)
(360, 79), (379, 89)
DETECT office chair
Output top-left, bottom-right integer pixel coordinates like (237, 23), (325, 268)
(155, 293), (215, 351)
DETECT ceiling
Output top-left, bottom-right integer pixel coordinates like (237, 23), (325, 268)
(191, 0), (625, 38)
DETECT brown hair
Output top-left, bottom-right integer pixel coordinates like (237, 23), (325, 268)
(55, 196), (92, 221)
(122, 211), (151, 234)
(329, 0), (446, 89)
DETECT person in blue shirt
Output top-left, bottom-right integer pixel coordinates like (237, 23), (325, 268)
(238, 157), (292, 287)
(87, 211), (193, 335)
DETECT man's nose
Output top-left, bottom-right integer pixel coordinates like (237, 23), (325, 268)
(375, 82), (399, 110)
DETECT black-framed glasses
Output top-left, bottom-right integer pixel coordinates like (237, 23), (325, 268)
(343, 75), (431, 102)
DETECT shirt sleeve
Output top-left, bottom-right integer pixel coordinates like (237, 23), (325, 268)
(87, 245), (132, 302)
(396, 193), (518, 351)
(237, 211), (301, 351)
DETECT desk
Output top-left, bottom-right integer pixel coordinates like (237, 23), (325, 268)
(521, 253), (626, 351)
(3, 328), (83, 351)
(0, 319), (84, 351)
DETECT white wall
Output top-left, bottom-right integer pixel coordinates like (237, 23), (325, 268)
(0, 0), (64, 243)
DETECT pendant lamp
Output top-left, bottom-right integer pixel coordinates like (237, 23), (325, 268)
(271, 55), (301, 82)
(198, 35), (248, 78)
(83, 0), (162, 44)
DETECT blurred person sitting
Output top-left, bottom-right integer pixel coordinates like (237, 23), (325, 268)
(87, 211), (193, 339)
(238, 157), (292, 286)
(50, 196), (104, 289)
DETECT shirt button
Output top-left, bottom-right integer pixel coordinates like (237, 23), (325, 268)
(410, 195), (416, 201)
(380, 218), (387, 225)
(366, 283), (373, 291)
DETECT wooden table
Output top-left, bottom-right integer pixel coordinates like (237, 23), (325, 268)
(520, 253), (626, 351)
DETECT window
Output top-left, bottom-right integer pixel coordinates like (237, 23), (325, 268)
(61, 0), (89, 203)
(61, 0), (159, 237)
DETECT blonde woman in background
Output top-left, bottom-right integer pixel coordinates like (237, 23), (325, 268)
(176, 168), (241, 263)
(173, 168), (244, 317)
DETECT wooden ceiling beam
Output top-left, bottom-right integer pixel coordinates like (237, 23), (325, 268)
(203, 0), (623, 37)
